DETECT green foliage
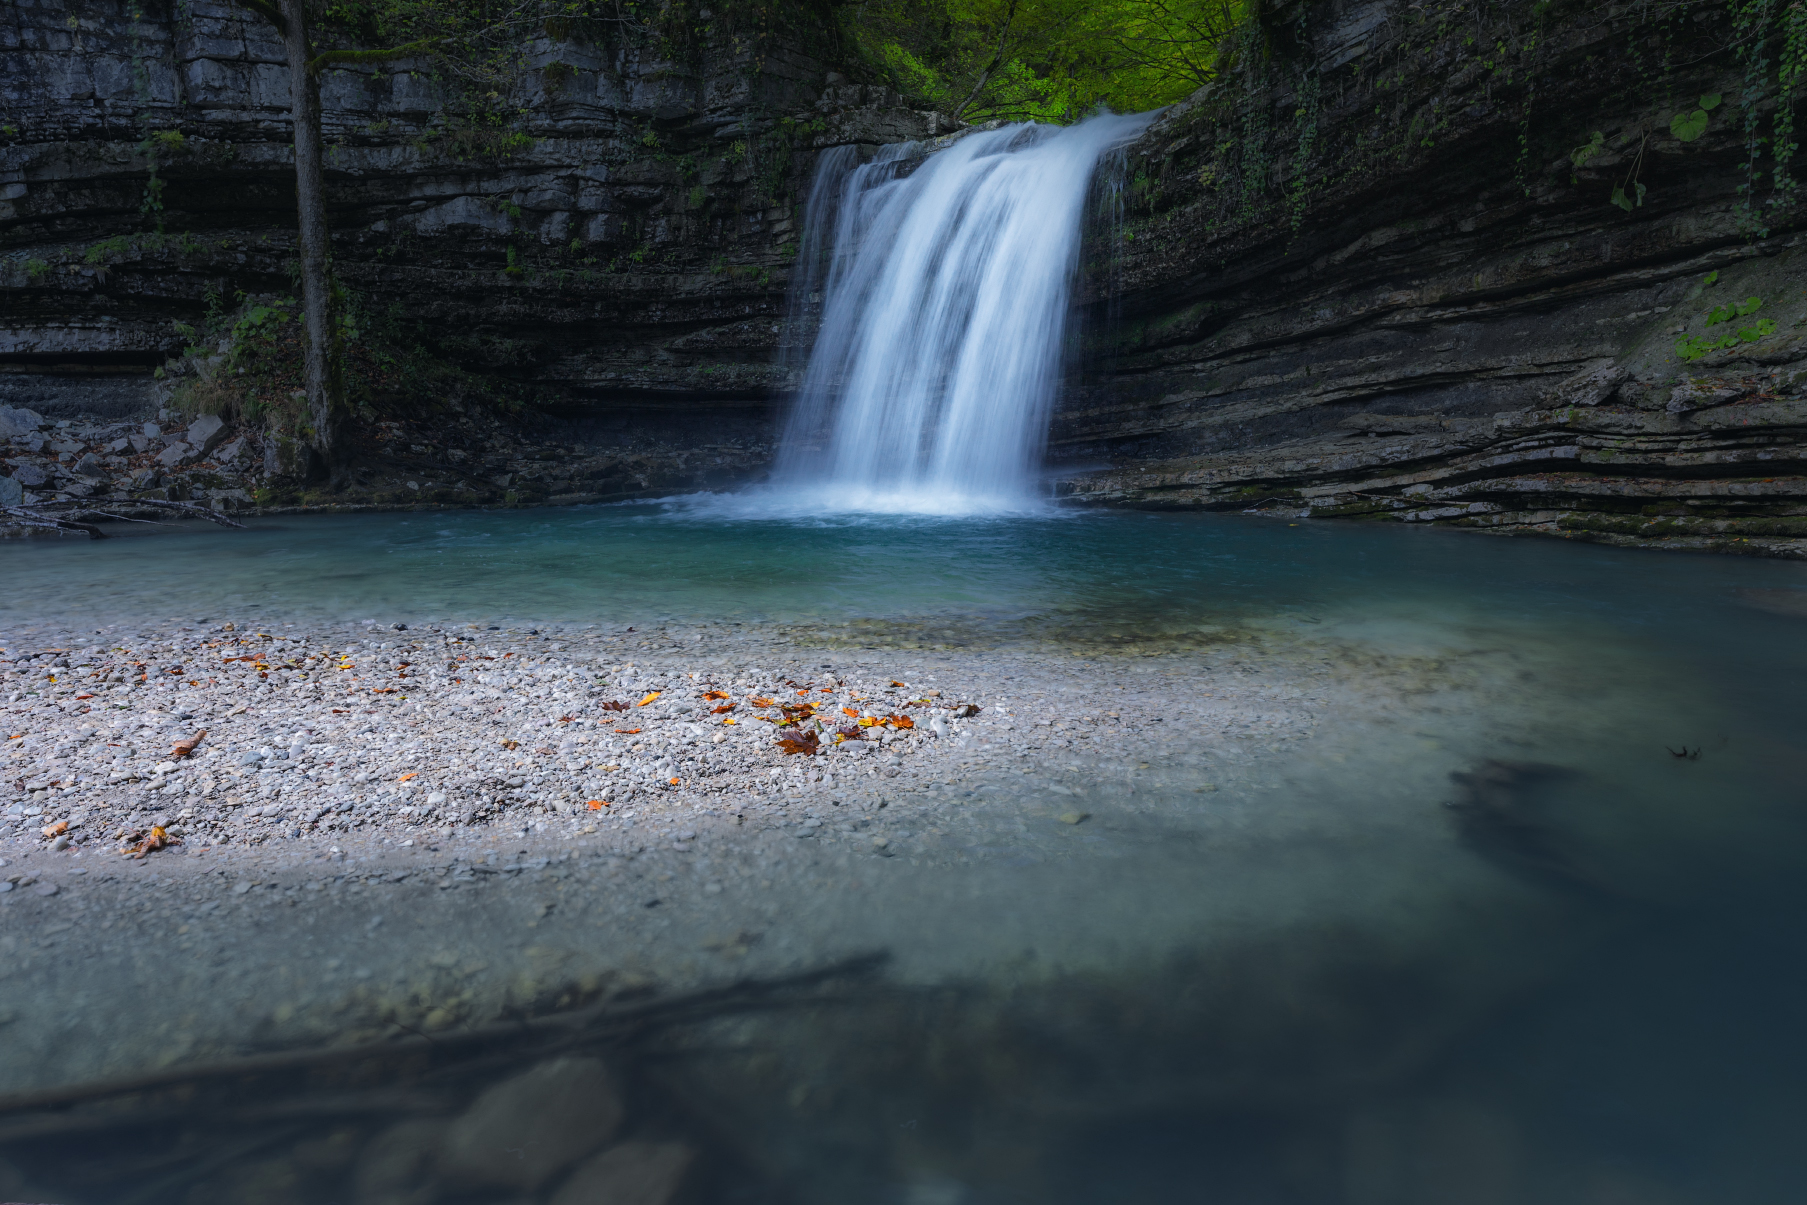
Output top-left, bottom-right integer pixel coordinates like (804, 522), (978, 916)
(843, 0), (1247, 124)
(1568, 130), (1604, 180)
(1730, 0), (1807, 233)
(1670, 93), (1720, 141)
(1675, 285), (1777, 360)
(23, 258), (49, 283)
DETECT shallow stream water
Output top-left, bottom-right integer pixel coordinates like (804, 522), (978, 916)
(3, 506), (1807, 1204)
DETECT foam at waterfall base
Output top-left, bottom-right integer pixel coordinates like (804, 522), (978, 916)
(661, 483), (1066, 521)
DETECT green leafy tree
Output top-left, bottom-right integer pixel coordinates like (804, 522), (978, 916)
(844, 0), (1246, 124)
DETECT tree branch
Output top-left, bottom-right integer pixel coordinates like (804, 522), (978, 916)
(952, 0), (1020, 123)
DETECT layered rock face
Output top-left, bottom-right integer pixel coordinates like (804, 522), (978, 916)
(1057, 0), (1807, 556)
(1, 0), (939, 425)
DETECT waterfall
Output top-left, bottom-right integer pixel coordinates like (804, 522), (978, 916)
(776, 111), (1156, 514)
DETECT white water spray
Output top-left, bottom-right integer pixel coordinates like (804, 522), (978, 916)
(775, 112), (1155, 514)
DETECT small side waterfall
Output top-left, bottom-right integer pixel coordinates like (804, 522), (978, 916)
(776, 111), (1156, 514)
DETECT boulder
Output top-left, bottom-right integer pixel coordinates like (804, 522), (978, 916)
(0, 406), (45, 440)
(549, 1141), (698, 1205)
(12, 464), (49, 487)
(438, 1057), (625, 1192)
(186, 413), (227, 453)
(0, 475), (20, 507)
(156, 442), (192, 467)
(73, 452), (107, 478)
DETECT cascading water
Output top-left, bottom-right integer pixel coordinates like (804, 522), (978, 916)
(775, 111), (1156, 514)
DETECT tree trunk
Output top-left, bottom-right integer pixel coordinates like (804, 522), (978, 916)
(280, 0), (343, 482)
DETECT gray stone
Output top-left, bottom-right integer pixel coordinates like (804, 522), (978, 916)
(0, 406), (46, 439)
(156, 442), (192, 467)
(0, 475), (20, 507)
(548, 1141), (698, 1205)
(142, 422), (161, 440)
(439, 1057), (624, 1191)
(186, 413), (227, 453)
(12, 464), (48, 487)
(73, 452), (107, 478)
(352, 1118), (446, 1205)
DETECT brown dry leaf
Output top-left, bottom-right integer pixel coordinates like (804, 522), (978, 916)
(951, 703), (981, 718)
(637, 691), (662, 707)
(535, 745), (555, 755)
(776, 730), (822, 756)
(701, 690), (730, 700)
(120, 825), (179, 859)
(598, 701), (630, 712)
(856, 716), (879, 728)
(841, 706), (859, 717)
(751, 696), (777, 707)
(836, 725), (865, 740)
(170, 728), (208, 759)
(711, 702), (736, 714)
(885, 714), (915, 729)
(615, 727), (642, 735)
(890, 680), (907, 687)
(557, 715), (576, 724)
(41, 820), (69, 838)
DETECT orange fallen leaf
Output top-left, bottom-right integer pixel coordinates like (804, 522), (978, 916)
(795, 689), (811, 696)
(615, 727), (642, 735)
(751, 696), (777, 707)
(856, 716), (879, 728)
(398, 772), (418, 782)
(841, 707), (859, 717)
(74, 693), (94, 700)
(586, 800), (608, 810)
(331, 709), (348, 714)
(711, 702), (736, 714)
(819, 687), (833, 694)
(120, 825), (178, 858)
(372, 687), (397, 694)
(557, 715), (576, 723)
(170, 729), (207, 759)
(637, 691), (662, 707)
(885, 715), (915, 729)
(890, 680), (907, 687)
(41, 820), (69, 838)
(701, 690), (730, 700)
(668, 777), (681, 785)
(722, 717), (737, 725)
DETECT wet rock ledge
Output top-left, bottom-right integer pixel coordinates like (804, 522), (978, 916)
(0, 399), (769, 529)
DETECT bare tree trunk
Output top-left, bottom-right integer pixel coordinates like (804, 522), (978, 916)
(279, 0), (342, 482)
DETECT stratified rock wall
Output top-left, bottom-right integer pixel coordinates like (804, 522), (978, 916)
(1059, 0), (1807, 556)
(0, 0), (943, 409)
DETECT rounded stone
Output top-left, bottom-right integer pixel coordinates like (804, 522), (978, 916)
(439, 1057), (624, 1191)
(548, 1141), (698, 1205)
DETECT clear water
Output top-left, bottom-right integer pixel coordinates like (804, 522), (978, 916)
(5, 508), (1807, 1202)
(776, 113), (1155, 510)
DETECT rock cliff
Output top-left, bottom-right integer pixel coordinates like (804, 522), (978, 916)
(1055, 0), (1807, 557)
(1, 0), (939, 416)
